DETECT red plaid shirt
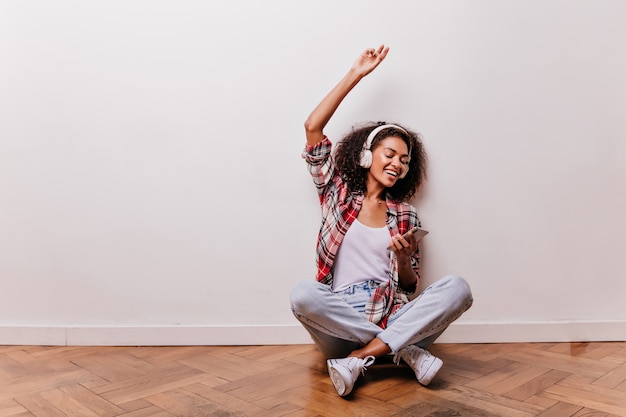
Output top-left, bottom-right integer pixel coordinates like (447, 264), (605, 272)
(302, 137), (422, 328)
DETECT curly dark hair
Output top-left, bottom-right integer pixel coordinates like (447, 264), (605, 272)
(334, 121), (427, 201)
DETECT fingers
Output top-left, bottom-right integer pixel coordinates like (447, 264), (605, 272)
(365, 45), (389, 61)
(376, 44), (389, 61)
(354, 44), (390, 76)
(390, 232), (416, 253)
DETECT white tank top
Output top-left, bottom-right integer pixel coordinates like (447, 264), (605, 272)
(332, 219), (391, 292)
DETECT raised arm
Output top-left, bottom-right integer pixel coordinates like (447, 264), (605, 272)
(304, 45), (390, 146)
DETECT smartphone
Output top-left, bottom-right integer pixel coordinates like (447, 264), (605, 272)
(387, 226), (429, 250)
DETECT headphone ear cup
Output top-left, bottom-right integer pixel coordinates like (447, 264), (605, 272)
(359, 149), (372, 169)
(399, 164), (409, 179)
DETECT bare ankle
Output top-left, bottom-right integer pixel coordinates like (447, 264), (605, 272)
(348, 349), (366, 359)
(349, 338), (391, 359)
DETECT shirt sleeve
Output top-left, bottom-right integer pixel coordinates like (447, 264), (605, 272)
(301, 137), (335, 199)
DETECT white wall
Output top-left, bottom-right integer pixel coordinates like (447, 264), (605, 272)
(1, 0), (625, 345)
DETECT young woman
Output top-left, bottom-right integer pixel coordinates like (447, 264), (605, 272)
(290, 45), (473, 397)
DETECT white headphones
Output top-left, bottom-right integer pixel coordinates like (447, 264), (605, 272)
(359, 124), (411, 179)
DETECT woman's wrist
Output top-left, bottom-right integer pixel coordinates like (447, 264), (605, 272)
(345, 67), (366, 84)
(396, 254), (412, 266)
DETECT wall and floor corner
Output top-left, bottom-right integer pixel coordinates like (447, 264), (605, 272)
(1, 1), (625, 346)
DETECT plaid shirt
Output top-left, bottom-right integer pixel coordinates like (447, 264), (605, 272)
(302, 137), (421, 328)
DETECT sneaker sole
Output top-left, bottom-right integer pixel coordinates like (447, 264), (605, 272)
(417, 357), (443, 386)
(328, 367), (349, 396)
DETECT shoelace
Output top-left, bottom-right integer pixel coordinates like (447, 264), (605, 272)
(360, 356), (375, 374)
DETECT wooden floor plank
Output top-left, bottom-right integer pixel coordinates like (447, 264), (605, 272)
(0, 369), (95, 403)
(524, 393), (560, 409)
(70, 355), (152, 384)
(507, 349), (618, 378)
(536, 401), (583, 417)
(59, 384), (125, 417)
(38, 388), (102, 417)
(144, 389), (238, 417)
(93, 363), (207, 405)
(594, 362), (626, 389)
(117, 405), (175, 417)
(0, 399), (29, 417)
(390, 384), (543, 417)
(14, 394), (67, 417)
(544, 383), (626, 417)
(177, 349), (279, 382)
(465, 360), (549, 391)
(503, 369), (571, 401)
(183, 382), (268, 416)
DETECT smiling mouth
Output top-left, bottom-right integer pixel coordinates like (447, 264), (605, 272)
(384, 169), (398, 178)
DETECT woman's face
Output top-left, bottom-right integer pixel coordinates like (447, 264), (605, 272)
(368, 136), (410, 188)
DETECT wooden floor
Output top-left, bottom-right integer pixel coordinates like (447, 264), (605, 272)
(1, 342), (626, 416)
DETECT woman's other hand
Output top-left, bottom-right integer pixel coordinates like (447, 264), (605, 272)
(390, 231), (417, 261)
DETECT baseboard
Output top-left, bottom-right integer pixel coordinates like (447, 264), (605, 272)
(435, 320), (626, 343)
(0, 321), (624, 346)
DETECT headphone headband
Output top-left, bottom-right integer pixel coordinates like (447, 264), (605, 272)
(364, 124), (409, 152)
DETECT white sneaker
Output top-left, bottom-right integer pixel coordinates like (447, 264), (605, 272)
(394, 345), (443, 386)
(326, 356), (375, 396)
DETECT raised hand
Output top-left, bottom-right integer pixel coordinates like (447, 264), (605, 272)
(304, 44), (391, 146)
(350, 45), (390, 77)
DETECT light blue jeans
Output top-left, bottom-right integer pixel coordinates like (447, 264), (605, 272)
(290, 275), (473, 359)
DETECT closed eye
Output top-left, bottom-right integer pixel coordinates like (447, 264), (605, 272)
(383, 147), (409, 163)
